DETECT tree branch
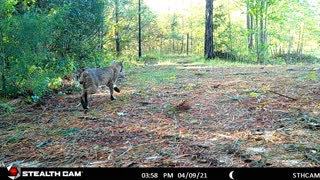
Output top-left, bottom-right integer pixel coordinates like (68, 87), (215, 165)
(267, 90), (297, 101)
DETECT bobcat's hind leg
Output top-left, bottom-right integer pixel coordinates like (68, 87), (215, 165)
(113, 84), (120, 93)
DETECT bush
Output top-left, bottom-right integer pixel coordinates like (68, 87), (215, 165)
(0, 0), (108, 101)
(274, 53), (320, 64)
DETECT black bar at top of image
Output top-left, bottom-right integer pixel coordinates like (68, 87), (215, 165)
(1, 167), (320, 180)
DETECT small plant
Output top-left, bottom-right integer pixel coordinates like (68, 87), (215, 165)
(226, 93), (243, 102)
(31, 95), (40, 103)
(249, 92), (258, 98)
(305, 72), (318, 81)
(0, 103), (15, 114)
(47, 77), (63, 90)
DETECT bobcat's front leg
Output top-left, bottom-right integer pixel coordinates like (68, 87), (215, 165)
(81, 90), (89, 109)
(108, 81), (116, 101)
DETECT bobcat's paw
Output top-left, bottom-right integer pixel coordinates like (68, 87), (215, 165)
(111, 96), (117, 101)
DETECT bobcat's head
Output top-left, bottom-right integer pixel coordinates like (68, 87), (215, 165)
(73, 68), (86, 84)
(112, 60), (124, 73)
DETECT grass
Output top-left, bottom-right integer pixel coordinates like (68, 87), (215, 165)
(128, 67), (177, 86)
(50, 128), (81, 137)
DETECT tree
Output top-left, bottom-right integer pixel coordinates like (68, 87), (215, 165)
(245, 0), (270, 64)
(138, 0), (142, 57)
(115, 0), (121, 56)
(204, 0), (215, 59)
(246, 1), (253, 50)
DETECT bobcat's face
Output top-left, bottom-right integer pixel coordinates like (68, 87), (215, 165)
(72, 68), (85, 84)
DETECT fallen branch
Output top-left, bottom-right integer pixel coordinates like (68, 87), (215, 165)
(267, 90), (297, 101)
(229, 71), (269, 76)
(137, 101), (155, 106)
(117, 145), (133, 158)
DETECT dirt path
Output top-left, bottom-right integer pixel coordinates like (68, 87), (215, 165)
(1, 58), (320, 167)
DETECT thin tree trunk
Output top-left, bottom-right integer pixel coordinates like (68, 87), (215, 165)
(138, 0), (142, 57)
(227, 1), (232, 52)
(190, 33), (193, 54)
(204, 0), (215, 59)
(172, 39), (175, 53)
(264, 1), (268, 46)
(1, 29), (6, 97)
(186, 33), (189, 55)
(180, 37), (184, 54)
(270, 47), (275, 58)
(250, 13), (253, 48)
(260, 0), (268, 64)
(297, 30), (302, 55)
(1, 57), (5, 97)
(297, 26), (304, 62)
(286, 35), (293, 64)
(115, 0), (120, 56)
(255, 8), (260, 64)
(299, 33), (304, 55)
(297, 24), (304, 56)
(259, 14), (264, 63)
(160, 32), (163, 54)
(246, 2), (253, 50)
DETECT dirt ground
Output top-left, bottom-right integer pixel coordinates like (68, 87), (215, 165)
(1, 58), (320, 167)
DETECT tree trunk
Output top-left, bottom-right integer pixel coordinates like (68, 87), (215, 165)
(186, 33), (189, 55)
(115, 0), (120, 56)
(259, 0), (267, 64)
(0, 30), (5, 97)
(98, 1), (103, 51)
(227, 2), (233, 52)
(138, 0), (142, 57)
(255, 5), (260, 64)
(286, 35), (293, 64)
(160, 32), (163, 54)
(180, 37), (184, 54)
(172, 39), (175, 53)
(246, 2), (253, 50)
(204, 0), (215, 59)
(297, 23), (304, 59)
(259, 9), (264, 63)
(263, 1), (268, 46)
(1, 57), (5, 97)
(190, 33), (193, 54)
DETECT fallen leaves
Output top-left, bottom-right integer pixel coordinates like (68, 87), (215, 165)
(176, 99), (192, 111)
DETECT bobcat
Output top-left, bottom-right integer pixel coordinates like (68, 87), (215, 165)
(79, 60), (123, 109)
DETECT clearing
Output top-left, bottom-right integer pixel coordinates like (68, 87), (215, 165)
(1, 57), (320, 167)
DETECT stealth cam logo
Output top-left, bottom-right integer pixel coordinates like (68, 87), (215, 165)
(7, 164), (21, 180)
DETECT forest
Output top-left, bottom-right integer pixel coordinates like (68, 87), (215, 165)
(1, 0), (320, 168)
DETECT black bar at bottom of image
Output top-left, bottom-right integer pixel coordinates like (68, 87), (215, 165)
(1, 167), (320, 180)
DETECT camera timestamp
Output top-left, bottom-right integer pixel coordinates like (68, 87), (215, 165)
(141, 172), (208, 179)
(175, 172), (208, 179)
(141, 172), (159, 179)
